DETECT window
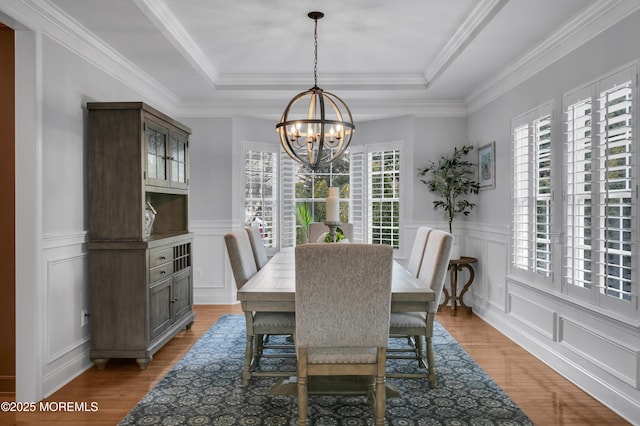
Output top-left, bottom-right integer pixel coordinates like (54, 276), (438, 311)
(368, 149), (401, 248)
(564, 65), (636, 311)
(279, 142), (403, 249)
(293, 155), (350, 244)
(511, 103), (553, 282)
(243, 145), (277, 249)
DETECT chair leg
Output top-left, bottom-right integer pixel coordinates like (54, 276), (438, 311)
(375, 347), (386, 425)
(426, 335), (437, 388)
(297, 349), (308, 426)
(374, 374), (386, 425)
(242, 332), (253, 386)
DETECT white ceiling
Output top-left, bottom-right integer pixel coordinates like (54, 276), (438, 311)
(27, 0), (637, 119)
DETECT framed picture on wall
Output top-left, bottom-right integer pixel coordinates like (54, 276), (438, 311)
(478, 141), (495, 190)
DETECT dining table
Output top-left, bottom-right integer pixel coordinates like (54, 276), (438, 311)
(236, 246), (435, 394)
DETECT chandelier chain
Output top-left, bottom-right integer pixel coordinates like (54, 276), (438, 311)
(313, 17), (318, 87)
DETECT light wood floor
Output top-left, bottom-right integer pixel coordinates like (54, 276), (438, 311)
(0, 305), (630, 425)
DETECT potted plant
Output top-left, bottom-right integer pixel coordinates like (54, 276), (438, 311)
(417, 145), (480, 237)
(295, 202), (313, 243)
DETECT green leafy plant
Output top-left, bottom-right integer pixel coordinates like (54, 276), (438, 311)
(295, 202), (313, 243)
(417, 145), (480, 234)
(324, 227), (345, 243)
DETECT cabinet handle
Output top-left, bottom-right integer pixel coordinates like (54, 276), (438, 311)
(160, 270), (166, 275)
(159, 256), (166, 260)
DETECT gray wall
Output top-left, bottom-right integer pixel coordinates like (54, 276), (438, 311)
(464, 9), (640, 422)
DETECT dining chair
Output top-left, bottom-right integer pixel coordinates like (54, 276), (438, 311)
(387, 229), (453, 388)
(295, 243), (393, 425)
(307, 222), (354, 242)
(405, 226), (433, 277)
(245, 226), (269, 270)
(224, 230), (295, 385)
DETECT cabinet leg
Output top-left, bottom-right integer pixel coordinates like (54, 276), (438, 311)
(186, 320), (194, 330)
(92, 358), (108, 369)
(136, 357), (152, 370)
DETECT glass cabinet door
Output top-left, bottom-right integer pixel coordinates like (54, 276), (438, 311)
(169, 132), (188, 189)
(145, 120), (169, 188)
(145, 117), (189, 191)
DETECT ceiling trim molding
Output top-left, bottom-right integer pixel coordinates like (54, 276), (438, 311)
(465, 0), (640, 114)
(424, 0), (509, 88)
(216, 72), (428, 90)
(176, 98), (467, 120)
(12, 0), (180, 113)
(132, 0), (219, 88)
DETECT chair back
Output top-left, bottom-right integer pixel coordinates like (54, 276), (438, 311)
(295, 243), (393, 349)
(418, 229), (454, 311)
(224, 229), (258, 289)
(245, 226), (269, 270)
(406, 226), (432, 277)
(308, 222), (354, 242)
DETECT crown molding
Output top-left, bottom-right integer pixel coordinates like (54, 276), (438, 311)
(132, 0), (219, 87)
(216, 72), (428, 90)
(465, 0), (640, 114)
(424, 0), (509, 88)
(176, 97), (466, 121)
(6, 0), (180, 114)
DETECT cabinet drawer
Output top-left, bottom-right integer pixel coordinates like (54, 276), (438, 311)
(149, 263), (174, 283)
(149, 248), (173, 268)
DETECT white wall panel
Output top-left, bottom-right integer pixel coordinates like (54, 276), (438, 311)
(508, 293), (556, 340)
(560, 317), (639, 388)
(191, 220), (236, 304)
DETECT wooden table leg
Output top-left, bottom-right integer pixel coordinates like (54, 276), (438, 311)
(450, 266), (459, 316)
(458, 264), (475, 313)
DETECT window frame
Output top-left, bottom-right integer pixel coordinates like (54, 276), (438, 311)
(510, 101), (555, 288)
(242, 141), (279, 255)
(562, 63), (638, 317)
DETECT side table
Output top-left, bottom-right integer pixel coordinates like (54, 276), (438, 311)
(439, 256), (478, 315)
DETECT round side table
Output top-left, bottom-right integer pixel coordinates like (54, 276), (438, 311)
(439, 256), (478, 315)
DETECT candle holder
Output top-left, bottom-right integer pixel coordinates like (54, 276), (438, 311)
(324, 221), (341, 243)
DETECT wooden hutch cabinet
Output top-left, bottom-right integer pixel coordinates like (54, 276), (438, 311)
(87, 102), (195, 369)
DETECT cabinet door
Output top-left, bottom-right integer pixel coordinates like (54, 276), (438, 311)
(168, 130), (189, 190)
(145, 118), (170, 189)
(172, 268), (192, 322)
(150, 277), (173, 341)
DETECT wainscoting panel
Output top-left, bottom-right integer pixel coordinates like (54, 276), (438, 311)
(191, 220), (236, 304)
(507, 292), (556, 340)
(42, 232), (93, 397)
(462, 230), (507, 313)
(559, 316), (639, 388)
(465, 221), (640, 421)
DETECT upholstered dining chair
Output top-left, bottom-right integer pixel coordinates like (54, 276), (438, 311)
(224, 230), (295, 385)
(387, 229), (453, 388)
(295, 243), (393, 425)
(245, 226), (269, 270)
(307, 222), (354, 242)
(405, 226), (433, 277)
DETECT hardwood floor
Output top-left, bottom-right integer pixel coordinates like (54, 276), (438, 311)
(0, 304), (629, 425)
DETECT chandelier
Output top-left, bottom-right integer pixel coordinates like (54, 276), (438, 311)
(276, 11), (355, 170)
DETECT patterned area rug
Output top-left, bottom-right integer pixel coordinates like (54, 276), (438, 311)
(120, 315), (533, 425)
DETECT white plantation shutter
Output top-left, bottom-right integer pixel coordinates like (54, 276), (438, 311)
(563, 64), (637, 314)
(512, 121), (531, 272)
(565, 88), (593, 294)
(280, 154), (296, 248)
(511, 102), (553, 283)
(595, 79), (633, 302)
(368, 147), (401, 249)
(349, 147), (365, 243)
(535, 113), (553, 277)
(243, 144), (278, 252)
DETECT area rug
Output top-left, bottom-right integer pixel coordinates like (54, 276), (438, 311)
(119, 315), (533, 425)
